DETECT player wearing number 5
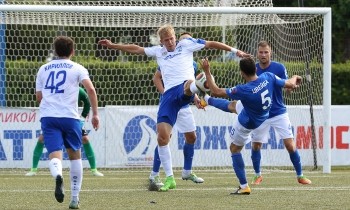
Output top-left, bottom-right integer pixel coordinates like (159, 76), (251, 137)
(199, 57), (301, 195)
(35, 36), (99, 209)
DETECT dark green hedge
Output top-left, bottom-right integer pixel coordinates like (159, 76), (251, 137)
(3, 59), (350, 107)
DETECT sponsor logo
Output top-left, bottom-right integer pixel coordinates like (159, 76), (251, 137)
(123, 115), (157, 165)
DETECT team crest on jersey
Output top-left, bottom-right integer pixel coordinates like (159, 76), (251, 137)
(176, 46), (183, 52)
(230, 87), (237, 94)
(162, 51), (167, 56)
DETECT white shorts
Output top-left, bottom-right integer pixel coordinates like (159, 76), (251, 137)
(251, 113), (293, 143)
(229, 119), (252, 146)
(173, 106), (196, 133)
(228, 100), (252, 146)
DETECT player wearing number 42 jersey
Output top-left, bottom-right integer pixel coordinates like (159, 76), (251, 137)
(36, 36), (99, 209)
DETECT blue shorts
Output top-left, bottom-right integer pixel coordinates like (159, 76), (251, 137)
(157, 82), (194, 126)
(41, 117), (82, 154)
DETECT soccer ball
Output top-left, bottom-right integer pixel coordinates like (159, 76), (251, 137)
(195, 72), (215, 92)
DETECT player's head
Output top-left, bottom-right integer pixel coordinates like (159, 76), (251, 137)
(239, 57), (256, 77)
(53, 36), (74, 58)
(179, 32), (192, 41)
(158, 24), (176, 52)
(257, 40), (272, 65)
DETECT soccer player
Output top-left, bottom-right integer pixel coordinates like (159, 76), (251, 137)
(36, 36), (99, 208)
(249, 41), (311, 185)
(149, 32), (204, 189)
(199, 57), (302, 194)
(25, 87), (104, 177)
(98, 24), (251, 192)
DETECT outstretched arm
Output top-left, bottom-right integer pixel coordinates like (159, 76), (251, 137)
(284, 75), (302, 90)
(199, 57), (228, 98)
(205, 41), (252, 58)
(98, 39), (145, 55)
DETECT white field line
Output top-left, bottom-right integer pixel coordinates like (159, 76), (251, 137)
(1, 186), (350, 193)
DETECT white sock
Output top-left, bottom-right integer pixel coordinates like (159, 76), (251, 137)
(204, 94), (211, 104)
(70, 159), (83, 198)
(240, 183), (248, 189)
(182, 169), (191, 177)
(190, 81), (199, 94)
(150, 171), (159, 179)
(158, 145), (173, 177)
(49, 158), (62, 178)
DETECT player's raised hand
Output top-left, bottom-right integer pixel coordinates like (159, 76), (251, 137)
(199, 57), (210, 74)
(236, 50), (253, 58)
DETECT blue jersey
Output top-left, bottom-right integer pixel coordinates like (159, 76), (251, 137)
(256, 61), (287, 118)
(225, 72), (286, 129)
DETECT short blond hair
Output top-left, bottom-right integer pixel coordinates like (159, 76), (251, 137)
(157, 24), (175, 39)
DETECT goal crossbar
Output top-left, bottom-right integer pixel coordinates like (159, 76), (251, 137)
(0, 5), (332, 173)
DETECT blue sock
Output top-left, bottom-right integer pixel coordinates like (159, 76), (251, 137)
(208, 97), (230, 113)
(152, 146), (161, 173)
(290, 150), (302, 176)
(231, 153), (247, 185)
(251, 149), (261, 175)
(183, 143), (194, 170)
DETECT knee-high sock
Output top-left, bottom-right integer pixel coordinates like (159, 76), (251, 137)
(151, 146), (161, 175)
(208, 97), (231, 113)
(70, 159), (83, 197)
(158, 145), (173, 177)
(32, 141), (44, 169)
(183, 143), (194, 171)
(83, 142), (96, 170)
(251, 149), (261, 175)
(231, 153), (247, 186)
(49, 158), (62, 178)
(290, 150), (302, 176)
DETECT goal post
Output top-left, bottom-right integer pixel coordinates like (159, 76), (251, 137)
(0, 4), (331, 173)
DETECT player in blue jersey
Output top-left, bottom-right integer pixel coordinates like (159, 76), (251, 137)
(249, 41), (311, 185)
(199, 57), (302, 194)
(149, 32), (204, 190)
(36, 36), (99, 209)
(98, 24), (251, 192)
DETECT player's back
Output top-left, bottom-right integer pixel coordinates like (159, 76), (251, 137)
(36, 59), (89, 119)
(233, 72), (284, 129)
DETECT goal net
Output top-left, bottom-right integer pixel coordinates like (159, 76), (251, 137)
(0, 1), (331, 173)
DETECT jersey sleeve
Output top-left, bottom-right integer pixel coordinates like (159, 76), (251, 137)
(35, 68), (44, 92)
(181, 38), (206, 52)
(273, 74), (286, 88)
(144, 46), (162, 57)
(78, 87), (91, 118)
(279, 63), (288, 79)
(225, 86), (241, 100)
(77, 64), (90, 83)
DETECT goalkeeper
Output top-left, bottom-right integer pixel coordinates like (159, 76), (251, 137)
(25, 87), (104, 177)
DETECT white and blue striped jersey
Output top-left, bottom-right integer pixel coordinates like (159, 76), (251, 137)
(225, 72), (286, 129)
(144, 38), (206, 92)
(256, 61), (288, 118)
